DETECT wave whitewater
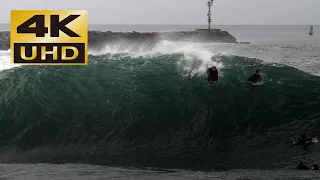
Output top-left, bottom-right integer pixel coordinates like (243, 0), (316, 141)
(0, 41), (319, 170)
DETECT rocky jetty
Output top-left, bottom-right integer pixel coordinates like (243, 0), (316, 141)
(0, 29), (240, 50)
(0, 31), (9, 50)
(88, 29), (238, 49)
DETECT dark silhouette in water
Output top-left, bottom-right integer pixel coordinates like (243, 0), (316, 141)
(206, 66), (218, 84)
(312, 164), (319, 170)
(296, 162), (319, 171)
(248, 70), (262, 83)
(290, 134), (314, 150)
(297, 161), (309, 170)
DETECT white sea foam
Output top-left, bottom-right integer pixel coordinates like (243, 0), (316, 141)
(0, 49), (22, 72)
(89, 40), (224, 77)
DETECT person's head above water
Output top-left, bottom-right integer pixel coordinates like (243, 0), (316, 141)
(255, 70), (260, 75)
(298, 161), (307, 167)
(212, 66), (216, 70)
(312, 164), (319, 170)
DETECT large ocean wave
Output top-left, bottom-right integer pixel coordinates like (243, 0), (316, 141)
(0, 41), (319, 170)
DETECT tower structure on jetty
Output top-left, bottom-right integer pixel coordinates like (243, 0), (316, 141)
(206, 0), (214, 29)
(195, 0), (221, 33)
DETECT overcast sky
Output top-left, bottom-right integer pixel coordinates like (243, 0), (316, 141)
(1, 0), (319, 25)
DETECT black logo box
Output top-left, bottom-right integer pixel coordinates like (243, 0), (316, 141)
(14, 43), (85, 63)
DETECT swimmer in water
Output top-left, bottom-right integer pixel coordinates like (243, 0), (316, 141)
(312, 164), (319, 170)
(290, 134), (313, 149)
(297, 161), (309, 170)
(296, 134), (313, 146)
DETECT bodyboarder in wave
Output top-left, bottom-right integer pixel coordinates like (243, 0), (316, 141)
(207, 66), (218, 84)
(248, 70), (262, 84)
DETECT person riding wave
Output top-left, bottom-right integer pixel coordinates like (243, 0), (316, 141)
(248, 70), (262, 83)
(207, 66), (218, 84)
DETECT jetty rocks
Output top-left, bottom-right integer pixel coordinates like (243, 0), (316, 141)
(0, 31), (9, 50)
(0, 28), (244, 50)
(89, 29), (239, 49)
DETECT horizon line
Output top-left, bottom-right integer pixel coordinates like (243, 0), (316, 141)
(0, 23), (318, 26)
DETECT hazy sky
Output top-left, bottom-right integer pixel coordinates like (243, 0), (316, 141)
(1, 0), (319, 25)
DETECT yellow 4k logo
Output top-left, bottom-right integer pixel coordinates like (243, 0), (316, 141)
(10, 10), (88, 65)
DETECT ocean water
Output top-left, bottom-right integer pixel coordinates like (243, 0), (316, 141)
(0, 25), (320, 179)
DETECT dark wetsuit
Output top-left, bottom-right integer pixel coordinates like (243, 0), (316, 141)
(248, 73), (262, 83)
(297, 135), (312, 146)
(207, 68), (218, 83)
(290, 134), (312, 149)
(312, 164), (319, 170)
(297, 161), (309, 170)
